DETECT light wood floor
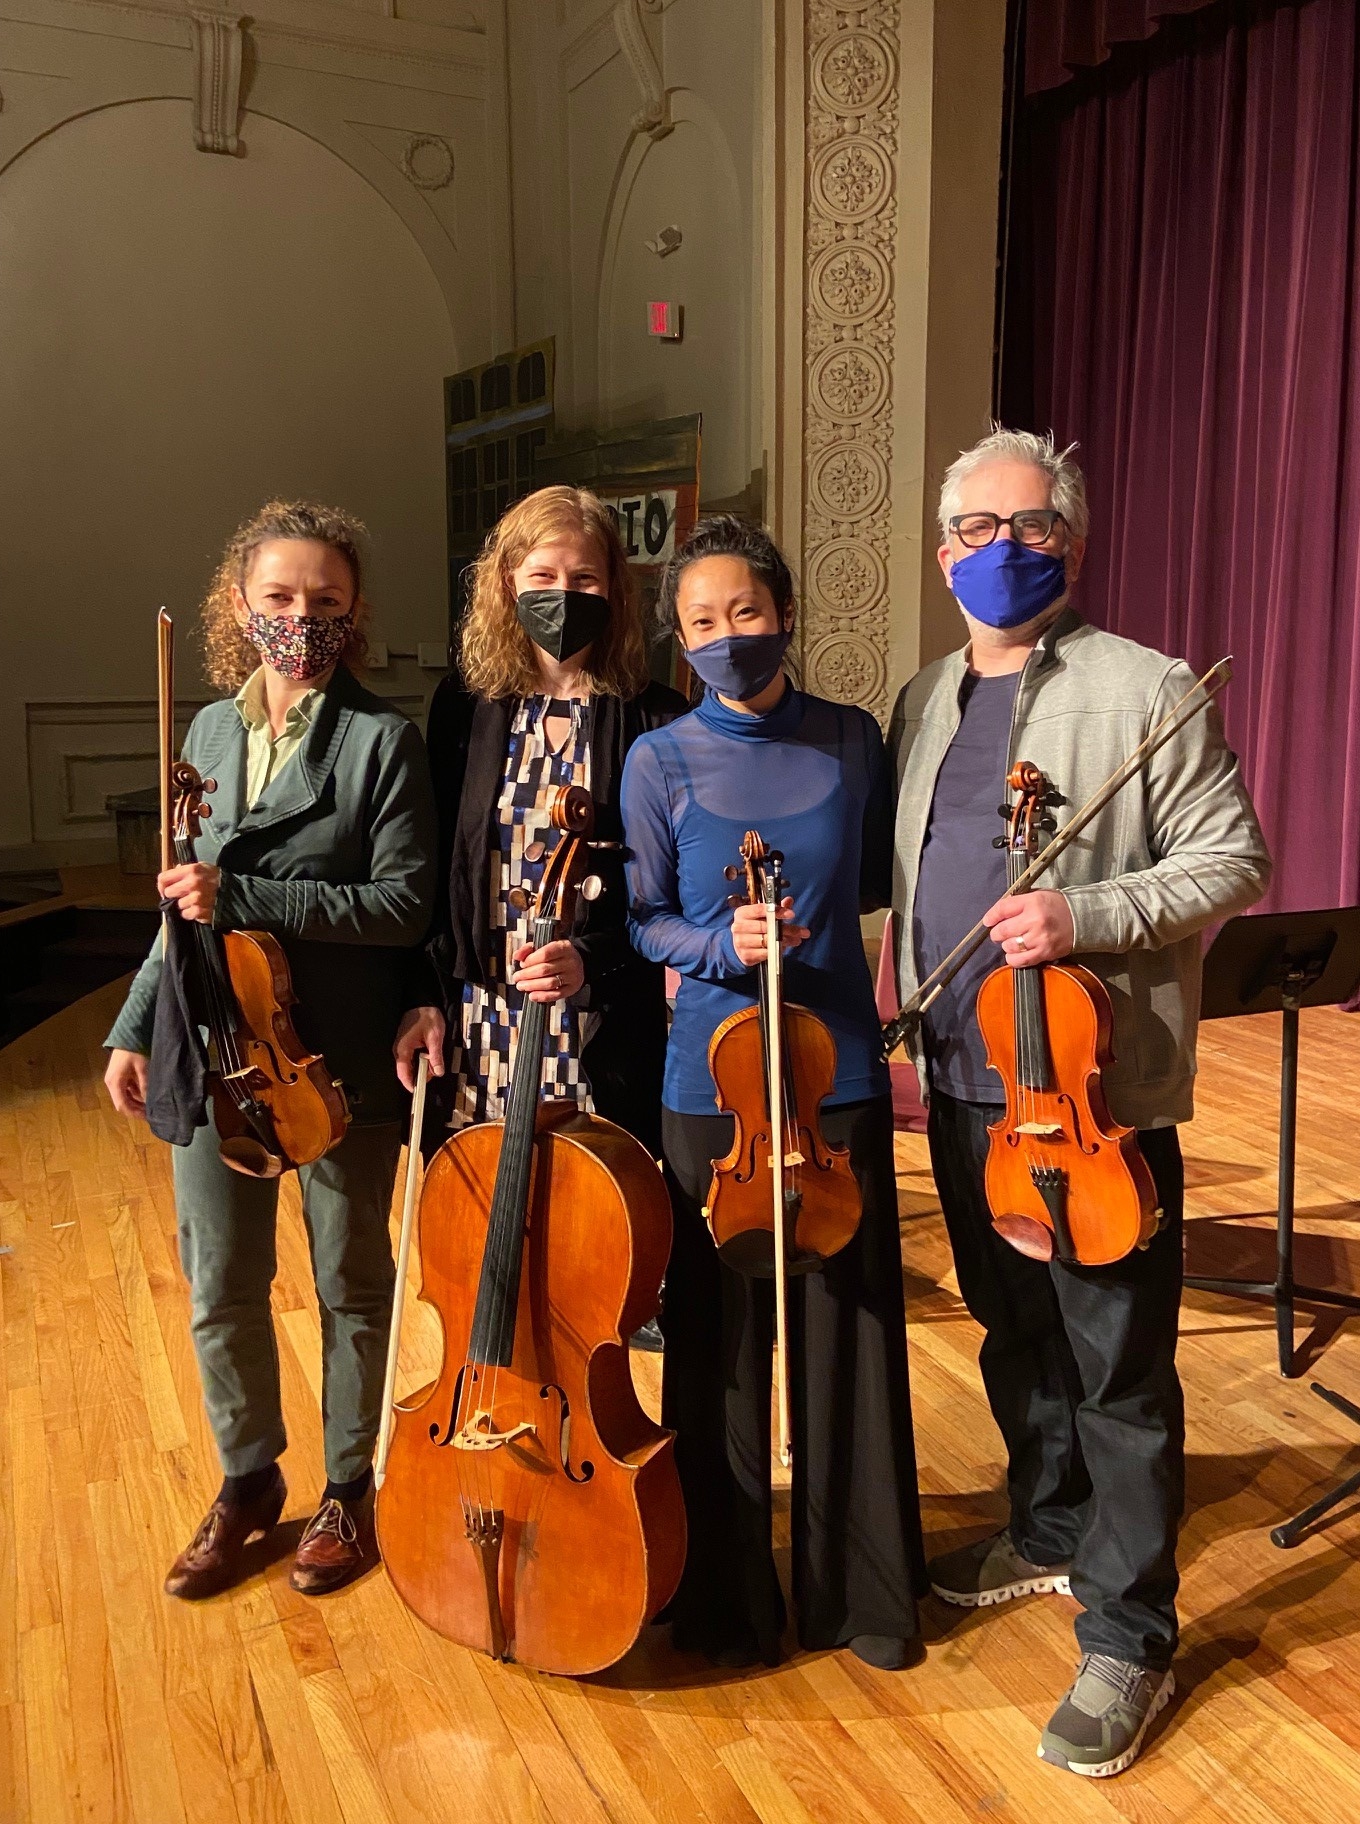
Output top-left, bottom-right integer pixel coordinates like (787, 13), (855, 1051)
(4, 982), (1360, 1823)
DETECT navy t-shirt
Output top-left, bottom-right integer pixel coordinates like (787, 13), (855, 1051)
(912, 670), (1020, 1100)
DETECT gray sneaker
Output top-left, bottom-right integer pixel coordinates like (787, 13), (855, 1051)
(928, 1529), (1072, 1608)
(1039, 1655), (1175, 1777)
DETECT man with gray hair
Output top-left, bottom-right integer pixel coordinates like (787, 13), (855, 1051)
(889, 428), (1270, 1776)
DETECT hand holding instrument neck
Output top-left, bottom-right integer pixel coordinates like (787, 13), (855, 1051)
(705, 830), (862, 1467)
(375, 785), (685, 1675)
(882, 656), (1232, 1057)
(157, 611), (349, 1178)
(977, 761), (1162, 1265)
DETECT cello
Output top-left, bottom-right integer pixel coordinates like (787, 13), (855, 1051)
(706, 830), (861, 1463)
(975, 762), (1160, 1265)
(375, 785), (685, 1675)
(158, 610), (350, 1178)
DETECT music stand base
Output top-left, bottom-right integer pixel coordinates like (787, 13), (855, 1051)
(1270, 1383), (1360, 1548)
(1182, 1276), (1360, 1379)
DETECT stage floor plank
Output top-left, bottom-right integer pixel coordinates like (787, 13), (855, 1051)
(3, 982), (1360, 1823)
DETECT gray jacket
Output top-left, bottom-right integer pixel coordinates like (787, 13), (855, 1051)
(106, 663), (437, 1123)
(887, 609), (1271, 1129)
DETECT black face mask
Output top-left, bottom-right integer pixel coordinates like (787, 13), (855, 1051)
(515, 589), (611, 663)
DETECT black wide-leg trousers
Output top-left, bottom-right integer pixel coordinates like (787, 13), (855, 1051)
(927, 1088), (1186, 1671)
(660, 1096), (927, 1662)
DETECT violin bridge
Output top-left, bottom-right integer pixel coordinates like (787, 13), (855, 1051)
(766, 1150), (807, 1168)
(464, 1507), (510, 1661)
(452, 1410), (538, 1453)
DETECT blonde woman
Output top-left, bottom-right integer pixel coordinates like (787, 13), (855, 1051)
(395, 485), (685, 1166)
(104, 502), (436, 1600)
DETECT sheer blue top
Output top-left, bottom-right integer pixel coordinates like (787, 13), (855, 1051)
(620, 682), (893, 1117)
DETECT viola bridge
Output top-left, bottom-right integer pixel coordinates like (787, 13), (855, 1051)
(452, 1410), (538, 1453)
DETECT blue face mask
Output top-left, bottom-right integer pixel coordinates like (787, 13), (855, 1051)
(683, 628), (792, 701)
(949, 539), (1068, 630)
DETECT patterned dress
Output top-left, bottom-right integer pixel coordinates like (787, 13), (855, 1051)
(446, 696), (594, 1130)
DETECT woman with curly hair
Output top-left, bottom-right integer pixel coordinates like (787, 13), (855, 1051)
(104, 501), (436, 1600)
(394, 485), (685, 1172)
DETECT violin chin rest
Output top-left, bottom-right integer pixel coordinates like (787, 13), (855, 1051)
(219, 1138), (285, 1180)
(991, 1213), (1054, 1262)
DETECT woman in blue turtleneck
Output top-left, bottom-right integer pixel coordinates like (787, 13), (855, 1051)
(620, 516), (927, 1672)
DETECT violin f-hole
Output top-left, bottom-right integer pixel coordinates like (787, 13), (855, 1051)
(431, 1362), (475, 1448)
(539, 1383), (594, 1484)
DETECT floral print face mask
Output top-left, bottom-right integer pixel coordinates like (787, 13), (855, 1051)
(243, 608), (353, 681)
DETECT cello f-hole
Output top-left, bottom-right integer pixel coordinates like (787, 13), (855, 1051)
(539, 1383), (595, 1484)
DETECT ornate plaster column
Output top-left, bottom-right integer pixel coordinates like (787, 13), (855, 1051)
(766, 1), (1007, 719)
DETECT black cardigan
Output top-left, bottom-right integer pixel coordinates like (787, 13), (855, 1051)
(412, 676), (689, 1154)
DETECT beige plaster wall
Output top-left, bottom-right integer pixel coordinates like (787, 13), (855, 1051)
(506, 0), (765, 503)
(0, 0), (506, 864)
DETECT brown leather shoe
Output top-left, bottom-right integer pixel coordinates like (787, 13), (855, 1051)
(289, 1490), (374, 1596)
(164, 1466), (287, 1600)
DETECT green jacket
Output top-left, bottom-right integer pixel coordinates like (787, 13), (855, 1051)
(106, 664), (437, 1123)
(888, 609), (1271, 1129)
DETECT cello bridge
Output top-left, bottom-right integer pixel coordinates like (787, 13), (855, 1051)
(452, 1410), (538, 1453)
(1014, 1120), (1064, 1140)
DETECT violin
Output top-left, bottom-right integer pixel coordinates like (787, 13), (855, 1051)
(375, 785), (685, 1675)
(975, 761), (1160, 1266)
(706, 830), (861, 1462)
(158, 611), (349, 1179)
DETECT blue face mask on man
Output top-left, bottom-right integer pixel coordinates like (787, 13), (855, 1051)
(948, 538), (1068, 630)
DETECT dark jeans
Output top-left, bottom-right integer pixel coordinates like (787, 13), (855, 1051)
(927, 1089), (1185, 1670)
(661, 1096), (927, 1661)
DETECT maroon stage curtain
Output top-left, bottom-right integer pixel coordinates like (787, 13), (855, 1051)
(1026, 0), (1220, 95)
(1018, 0), (1360, 917)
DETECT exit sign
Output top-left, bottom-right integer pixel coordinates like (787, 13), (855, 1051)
(648, 301), (682, 340)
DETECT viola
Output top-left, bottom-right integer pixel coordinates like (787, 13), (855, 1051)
(975, 762), (1160, 1266)
(706, 830), (861, 1462)
(158, 612), (349, 1179)
(375, 785), (685, 1675)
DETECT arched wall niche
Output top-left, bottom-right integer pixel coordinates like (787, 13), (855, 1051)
(0, 98), (459, 854)
(596, 88), (749, 501)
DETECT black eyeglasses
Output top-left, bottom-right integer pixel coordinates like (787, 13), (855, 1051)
(948, 509), (1066, 550)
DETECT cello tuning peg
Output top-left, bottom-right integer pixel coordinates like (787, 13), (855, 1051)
(523, 841), (546, 864)
(198, 803), (212, 818)
(723, 865), (740, 881)
(579, 875), (604, 902)
(202, 778), (217, 794)
(507, 887), (530, 911)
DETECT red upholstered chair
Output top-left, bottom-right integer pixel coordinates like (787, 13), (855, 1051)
(874, 912), (928, 1134)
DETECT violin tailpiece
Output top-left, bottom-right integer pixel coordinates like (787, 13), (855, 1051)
(465, 1508), (510, 1661)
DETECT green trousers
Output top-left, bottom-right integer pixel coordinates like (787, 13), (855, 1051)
(171, 1113), (401, 1485)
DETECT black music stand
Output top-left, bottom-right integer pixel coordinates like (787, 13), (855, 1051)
(1186, 906), (1360, 1377)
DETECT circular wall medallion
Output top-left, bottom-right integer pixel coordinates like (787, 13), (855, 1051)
(811, 30), (896, 115)
(402, 134), (455, 191)
(810, 241), (890, 325)
(807, 537), (886, 620)
(810, 341), (889, 424)
(809, 442), (889, 522)
(811, 135), (891, 222)
(807, 632), (887, 707)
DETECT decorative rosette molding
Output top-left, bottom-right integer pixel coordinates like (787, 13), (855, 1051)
(800, 1), (900, 719)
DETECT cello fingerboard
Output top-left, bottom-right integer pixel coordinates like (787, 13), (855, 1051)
(467, 915), (556, 1368)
